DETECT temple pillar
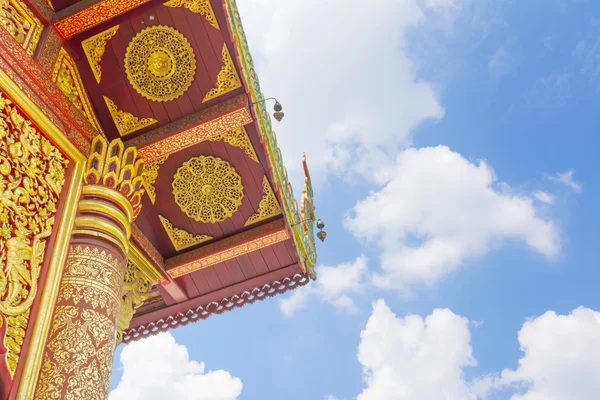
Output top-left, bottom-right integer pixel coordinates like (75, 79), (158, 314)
(32, 136), (144, 400)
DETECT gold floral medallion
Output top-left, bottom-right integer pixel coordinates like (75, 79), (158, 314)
(172, 155), (243, 223)
(124, 26), (196, 102)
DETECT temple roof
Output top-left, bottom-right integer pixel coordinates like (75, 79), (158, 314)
(52, 0), (317, 341)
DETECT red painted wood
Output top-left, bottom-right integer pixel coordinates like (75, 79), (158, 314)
(212, 262), (234, 287)
(224, 259), (246, 284)
(260, 245), (282, 272)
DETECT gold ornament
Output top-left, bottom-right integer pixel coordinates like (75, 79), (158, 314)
(124, 25), (196, 102)
(117, 261), (152, 343)
(81, 25), (119, 84)
(159, 215), (212, 251)
(203, 43), (242, 103)
(172, 155), (243, 223)
(163, 0), (219, 30)
(211, 126), (258, 162)
(0, 0), (43, 56)
(245, 176), (281, 226)
(52, 48), (104, 133)
(141, 155), (167, 204)
(0, 92), (68, 377)
(104, 96), (158, 136)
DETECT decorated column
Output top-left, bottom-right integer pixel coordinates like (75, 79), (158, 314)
(33, 136), (144, 400)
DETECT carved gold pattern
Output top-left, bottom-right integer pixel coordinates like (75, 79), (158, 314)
(172, 155), (243, 223)
(141, 155), (167, 204)
(0, 93), (68, 378)
(38, 28), (62, 75)
(163, 0), (219, 30)
(34, 245), (124, 400)
(53, 0), (150, 39)
(0, 0), (42, 56)
(125, 26), (196, 102)
(81, 25), (119, 84)
(203, 44), (242, 103)
(104, 96), (158, 136)
(211, 126), (258, 162)
(245, 176), (281, 226)
(52, 48), (104, 134)
(168, 228), (290, 278)
(159, 215), (212, 251)
(117, 261), (152, 343)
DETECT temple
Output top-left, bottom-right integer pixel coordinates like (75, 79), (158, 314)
(0, 0), (319, 398)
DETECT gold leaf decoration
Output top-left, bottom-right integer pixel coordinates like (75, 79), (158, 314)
(202, 44), (242, 103)
(159, 215), (212, 251)
(103, 96), (157, 136)
(245, 176), (282, 226)
(81, 25), (119, 84)
(163, 0), (219, 30)
(172, 155), (244, 223)
(141, 156), (167, 204)
(52, 48), (104, 134)
(0, 0), (43, 56)
(210, 126), (258, 162)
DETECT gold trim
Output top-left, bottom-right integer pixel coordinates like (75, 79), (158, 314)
(163, 0), (219, 30)
(81, 25), (119, 84)
(168, 228), (289, 278)
(158, 215), (212, 251)
(74, 215), (130, 253)
(81, 185), (134, 222)
(141, 156), (167, 204)
(129, 244), (164, 283)
(245, 176), (282, 226)
(211, 126), (258, 162)
(203, 44), (242, 103)
(104, 96), (158, 136)
(72, 228), (127, 255)
(78, 199), (131, 238)
(0, 75), (88, 399)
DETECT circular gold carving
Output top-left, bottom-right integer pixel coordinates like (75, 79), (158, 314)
(124, 26), (195, 102)
(172, 156), (244, 223)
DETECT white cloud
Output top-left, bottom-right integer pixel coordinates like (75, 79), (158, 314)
(474, 307), (600, 400)
(548, 169), (582, 193)
(345, 146), (560, 291)
(488, 47), (516, 77)
(356, 299), (477, 399)
(237, 0), (459, 185)
(109, 333), (242, 400)
(532, 190), (555, 205)
(279, 256), (367, 316)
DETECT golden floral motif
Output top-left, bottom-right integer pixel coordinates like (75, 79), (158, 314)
(103, 96), (158, 136)
(117, 262), (152, 343)
(203, 43), (242, 103)
(125, 26), (196, 102)
(211, 126), (258, 162)
(81, 25), (119, 84)
(141, 155), (167, 204)
(167, 228), (289, 278)
(172, 155), (244, 223)
(163, 0), (219, 30)
(158, 215), (212, 251)
(245, 176), (281, 226)
(53, 0), (150, 39)
(52, 48), (104, 133)
(0, 0), (42, 56)
(0, 92), (68, 377)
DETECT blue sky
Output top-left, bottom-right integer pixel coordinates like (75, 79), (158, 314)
(109, 1), (600, 399)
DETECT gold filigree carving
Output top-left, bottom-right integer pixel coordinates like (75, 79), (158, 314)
(117, 261), (152, 343)
(158, 215), (212, 251)
(104, 96), (158, 136)
(172, 155), (243, 223)
(203, 44), (242, 103)
(52, 48), (104, 133)
(141, 155), (167, 204)
(0, 93), (68, 378)
(125, 26), (196, 102)
(81, 25), (119, 84)
(0, 0), (43, 56)
(211, 126), (258, 162)
(163, 0), (219, 30)
(34, 245), (124, 399)
(245, 176), (281, 226)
